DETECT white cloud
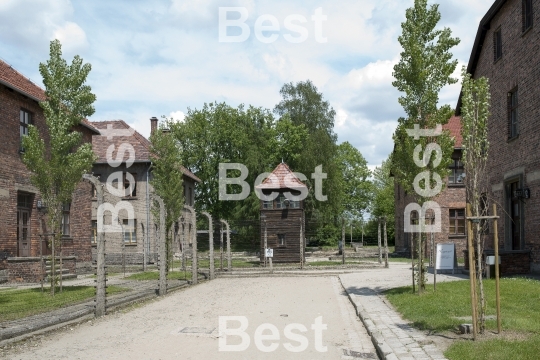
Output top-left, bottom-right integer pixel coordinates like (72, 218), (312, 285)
(53, 21), (88, 53)
(0, 0), (495, 169)
(169, 111), (186, 123)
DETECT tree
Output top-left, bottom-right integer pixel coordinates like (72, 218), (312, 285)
(22, 40), (97, 294)
(370, 158), (395, 241)
(336, 141), (372, 221)
(460, 67), (491, 333)
(150, 124), (184, 272)
(170, 102), (278, 221)
(274, 80), (341, 221)
(391, 0), (459, 292)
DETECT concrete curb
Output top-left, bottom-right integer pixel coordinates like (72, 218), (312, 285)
(338, 276), (448, 360)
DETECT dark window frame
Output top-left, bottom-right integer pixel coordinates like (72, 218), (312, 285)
(19, 108), (32, 152)
(449, 209), (466, 235)
(277, 233), (286, 247)
(523, 0), (533, 33)
(493, 27), (502, 62)
(124, 172), (137, 197)
(123, 219), (137, 245)
(61, 202), (71, 237)
(508, 88), (519, 139)
(448, 158), (464, 185)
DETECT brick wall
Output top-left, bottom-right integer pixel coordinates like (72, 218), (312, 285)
(463, 249), (530, 275)
(471, 0), (540, 272)
(394, 179), (466, 258)
(0, 82), (94, 280)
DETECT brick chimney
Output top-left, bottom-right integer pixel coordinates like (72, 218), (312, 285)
(150, 117), (158, 135)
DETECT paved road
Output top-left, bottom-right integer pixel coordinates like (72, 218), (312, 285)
(4, 277), (377, 360)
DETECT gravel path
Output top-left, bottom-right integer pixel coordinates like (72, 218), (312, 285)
(4, 276), (377, 360)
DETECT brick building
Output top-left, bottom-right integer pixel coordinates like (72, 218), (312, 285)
(0, 59), (100, 282)
(394, 116), (467, 260)
(89, 117), (200, 265)
(455, 0), (539, 274)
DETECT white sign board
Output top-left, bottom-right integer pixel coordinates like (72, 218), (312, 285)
(436, 243), (457, 271)
(265, 248), (273, 258)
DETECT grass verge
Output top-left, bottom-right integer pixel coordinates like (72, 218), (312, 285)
(384, 277), (540, 360)
(0, 285), (128, 322)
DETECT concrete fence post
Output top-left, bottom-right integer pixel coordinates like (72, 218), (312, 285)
(202, 212), (214, 280)
(83, 174), (106, 317)
(221, 220), (231, 272)
(184, 205), (197, 285)
(154, 195), (167, 296)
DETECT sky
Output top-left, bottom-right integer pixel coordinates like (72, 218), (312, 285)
(0, 0), (494, 170)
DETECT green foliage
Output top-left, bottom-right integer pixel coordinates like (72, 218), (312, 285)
(370, 158), (395, 240)
(274, 80), (341, 220)
(314, 223), (340, 246)
(336, 141), (372, 219)
(460, 67), (491, 333)
(391, 0), (460, 198)
(21, 40), (97, 293)
(169, 102), (278, 221)
(149, 125), (184, 270)
(391, 0), (459, 292)
(460, 67), (490, 213)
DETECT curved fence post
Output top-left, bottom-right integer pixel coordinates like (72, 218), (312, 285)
(220, 220), (231, 272)
(154, 195), (167, 296)
(202, 212), (214, 280)
(83, 174), (106, 317)
(184, 205), (197, 284)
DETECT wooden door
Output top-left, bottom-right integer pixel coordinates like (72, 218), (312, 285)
(17, 209), (30, 257)
(510, 182), (521, 250)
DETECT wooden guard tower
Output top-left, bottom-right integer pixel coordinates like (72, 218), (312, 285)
(255, 162), (306, 264)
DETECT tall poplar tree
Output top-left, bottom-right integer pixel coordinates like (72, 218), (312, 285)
(460, 68), (491, 333)
(392, 0), (459, 292)
(22, 40), (97, 294)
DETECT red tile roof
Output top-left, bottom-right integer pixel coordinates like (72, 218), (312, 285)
(90, 120), (201, 182)
(0, 59), (100, 134)
(443, 115), (462, 148)
(256, 163), (307, 190)
(0, 59), (45, 101)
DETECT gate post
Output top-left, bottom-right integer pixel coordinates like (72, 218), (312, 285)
(83, 174), (106, 317)
(202, 212), (214, 280)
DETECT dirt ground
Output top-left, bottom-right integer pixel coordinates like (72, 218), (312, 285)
(3, 276), (376, 360)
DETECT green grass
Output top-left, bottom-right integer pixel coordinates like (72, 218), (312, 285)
(172, 259), (260, 268)
(125, 271), (193, 280)
(0, 285), (128, 322)
(384, 277), (540, 360)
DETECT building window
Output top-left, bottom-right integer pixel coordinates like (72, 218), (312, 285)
(275, 194), (299, 209)
(263, 200), (273, 209)
(19, 109), (32, 151)
(278, 233), (286, 246)
(91, 174), (101, 197)
(188, 186), (192, 205)
(449, 209), (465, 235)
(523, 0), (533, 32)
(61, 203), (71, 237)
(508, 181), (522, 250)
(449, 158), (464, 184)
(410, 210), (419, 226)
(123, 219), (137, 244)
(91, 220), (97, 244)
(508, 88), (518, 138)
(493, 28), (502, 62)
(124, 172), (136, 197)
